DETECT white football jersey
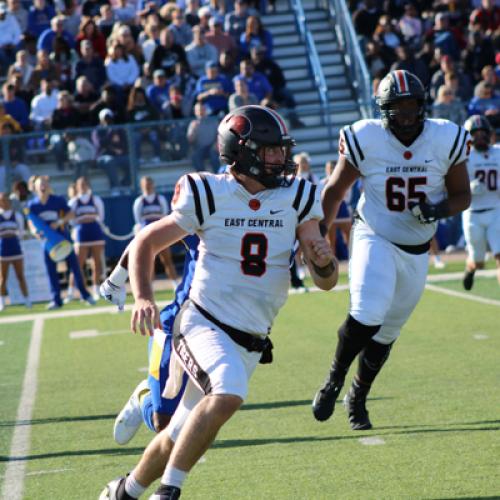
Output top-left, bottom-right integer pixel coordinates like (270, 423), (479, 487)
(341, 118), (470, 245)
(171, 172), (322, 335)
(466, 145), (500, 211)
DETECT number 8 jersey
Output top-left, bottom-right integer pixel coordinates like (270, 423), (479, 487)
(341, 118), (470, 245)
(170, 172), (322, 335)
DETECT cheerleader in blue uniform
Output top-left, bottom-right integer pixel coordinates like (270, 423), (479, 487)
(67, 177), (106, 301)
(0, 193), (30, 310)
(133, 176), (178, 284)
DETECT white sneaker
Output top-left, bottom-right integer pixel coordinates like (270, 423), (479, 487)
(113, 379), (150, 445)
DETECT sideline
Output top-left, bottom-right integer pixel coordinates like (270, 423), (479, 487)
(424, 283), (500, 307)
(1, 317), (44, 500)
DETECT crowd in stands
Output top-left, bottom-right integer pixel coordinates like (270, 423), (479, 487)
(356, 0), (500, 127)
(0, 0), (304, 195)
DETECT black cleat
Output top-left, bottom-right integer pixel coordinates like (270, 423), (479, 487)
(149, 485), (181, 499)
(312, 376), (344, 422)
(99, 476), (136, 500)
(463, 270), (475, 291)
(343, 384), (372, 430)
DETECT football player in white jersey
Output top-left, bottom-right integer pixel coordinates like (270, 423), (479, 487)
(312, 70), (471, 431)
(462, 115), (500, 290)
(100, 105), (338, 500)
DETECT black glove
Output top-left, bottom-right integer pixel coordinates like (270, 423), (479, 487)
(409, 199), (449, 224)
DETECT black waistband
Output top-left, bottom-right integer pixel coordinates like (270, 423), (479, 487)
(471, 208), (494, 213)
(192, 301), (269, 353)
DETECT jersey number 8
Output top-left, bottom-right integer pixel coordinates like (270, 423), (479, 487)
(386, 176), (427, 211)
(241, 233), (268, 277)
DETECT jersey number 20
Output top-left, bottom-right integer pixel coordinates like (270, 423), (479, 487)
(241, 233), (268, 277)
(386, 177), (427, 211)
(475, 170), (498, 191)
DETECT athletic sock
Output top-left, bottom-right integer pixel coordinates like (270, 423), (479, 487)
(161, 465), (187, 489)
(109, 265), (128, 286)
(124, 472), (147, 498)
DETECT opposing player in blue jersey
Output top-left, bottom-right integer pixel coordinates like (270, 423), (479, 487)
(100, 234), (199, 441)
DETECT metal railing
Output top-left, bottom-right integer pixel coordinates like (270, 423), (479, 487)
(290, 0), (334, 148)
(322, 0), (373, 119)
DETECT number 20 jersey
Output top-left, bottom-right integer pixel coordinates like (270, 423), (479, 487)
(170, 172), (322, 335)
(466, 145), (500, 211)
(341, 118), (470, 245)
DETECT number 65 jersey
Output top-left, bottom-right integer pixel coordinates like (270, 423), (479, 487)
(341, 118), (470, 245)
(170, 172), (322, 335)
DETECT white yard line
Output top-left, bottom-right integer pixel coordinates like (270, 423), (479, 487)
(69, 328), (130, 339)
(1, 317), (44, 500)
(426, 269), (496, 282)
(425, 283), (500, 307)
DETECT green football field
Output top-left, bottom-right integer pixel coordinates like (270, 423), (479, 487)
(1, 271), (499, 499)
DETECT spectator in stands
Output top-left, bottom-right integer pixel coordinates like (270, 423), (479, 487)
(73, 76), (99, 126)
(432, 12), (460, 61)
(187, 101), (219, 172)
(90, 84), (126, 124)
(147, 69), (170, 114)
(233, 58), (272, 102)
(27, 0), (55, 38)
(162, 85), (190, 160)
(195, 60), (233, 115)
(113, 0), (136, 24)
(186, 24), (218, 78)
(168, 7), (193, 47)
(372, 15), (402, 64)
(398, 3), (423, 49)
(197, 6), (212, 34)
(75, 40), (107, 92)
(0, 124), (30, 189)
(37, 15), (75, 53)
(111, 23), (144, 65)
(82, 0), (109, 18)
(126, 86), (161, 164)
(364, 40), (390, 78)
(140, 18), (161, 64)
(229, 77), (258, 111)
(218, 49), (238, 79)
(185, 0), (200, 27)
(0, 1), (21, 75)
(225, 0), (251, 41)
(105, 42), (140, 91)
(50, 36), (77, 91)
(2, 81), (29, 130)
(150, 27), (187, 79)
(28, 50), (60, 93)
(97, 4), (115, 39)
(7, 0), (27, 34)
(481, 65), (500, 93)
(431, 85), (468, 125)
(469, 0), (500, 34)
(250, 45), (304, 127)
(0, 101), (20, 132)
(239, 15), (273, 60)
(430, 54), (473, 101)
(29, 78), (58, 130)
(295, 151), (319, 184)
(10, 72), (32, 107)
(94, 108), (130, 192)
(468, 80), (500, 126)
(66, 132), (96, 179)
(7, 50), (33, 90)
(463, 28), (496, 84)
(76, 18), (107, 59)
(168, 60), (197, 110)
(352, 0), (382, 40)
(61, 0), (81, 38)
(390, 44), (430, 86)
(205, 14), (238, 58)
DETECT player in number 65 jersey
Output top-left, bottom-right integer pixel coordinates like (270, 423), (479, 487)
(312, 70), (471, 431)
(462, 115), (500, 290)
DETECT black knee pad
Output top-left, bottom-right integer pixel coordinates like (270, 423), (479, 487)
(338, 314), (381, 348)
(361, 339), (394, 371)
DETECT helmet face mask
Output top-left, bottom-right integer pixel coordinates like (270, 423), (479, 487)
(218, 105), (297, 189)
(377, 70), (426, 143)
(464, 114), (492, 152)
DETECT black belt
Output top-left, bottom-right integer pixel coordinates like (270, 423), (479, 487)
(192, 300), (272, 355)
(471, 208), (494, 213)
(354, 212), (430, 255)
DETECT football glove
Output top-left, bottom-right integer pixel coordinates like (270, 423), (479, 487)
(470, 178), (486, 196)
(100, 279), (126, 311)
(409, 199), (449, 224)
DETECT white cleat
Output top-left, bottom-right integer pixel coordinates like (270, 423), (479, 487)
(113, 379), (150, 445)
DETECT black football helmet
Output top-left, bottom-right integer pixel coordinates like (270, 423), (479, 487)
(464, 114), (492, 151)
(217, 105), (296, 189)
(376, 70), (426, 138)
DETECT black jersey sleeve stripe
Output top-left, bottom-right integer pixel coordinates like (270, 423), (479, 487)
(448, 124), (462, 160)
(298, 183), (317, 223)
(349, 125), (364, 161)
(342, 127), (359, 169)
(198, 173), (215, 215)
(293, 178), (306, 210)
(186, 174), (204, 226)
(451, 129), (467, 167)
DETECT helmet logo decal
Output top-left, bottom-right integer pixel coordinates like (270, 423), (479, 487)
(249, 199), (261, 211)
(393, 70), (409, 94)
(228, 114), (252, 139)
